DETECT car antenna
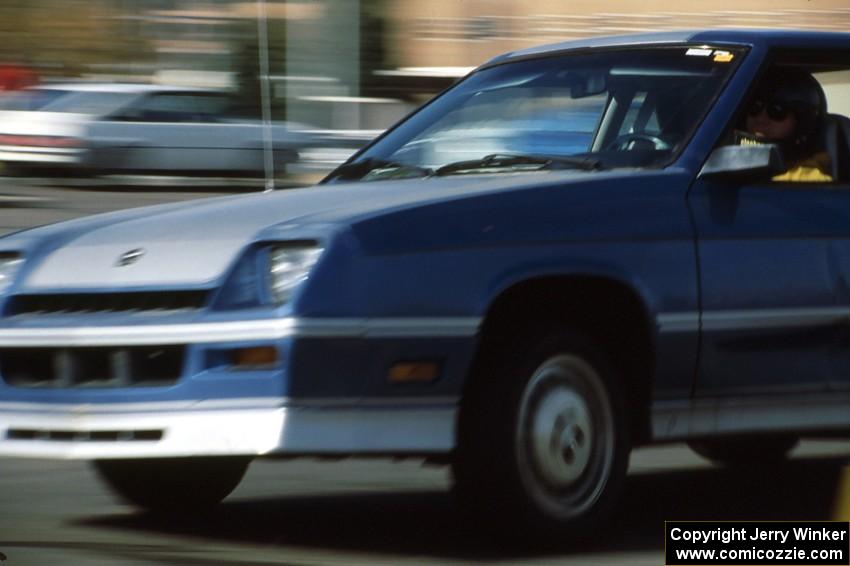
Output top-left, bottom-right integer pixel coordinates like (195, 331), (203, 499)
(257, 0), (275, 192)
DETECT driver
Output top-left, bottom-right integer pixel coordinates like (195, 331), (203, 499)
(738, 68), (832, 182)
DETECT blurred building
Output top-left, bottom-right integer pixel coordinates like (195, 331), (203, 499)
(4, 0), (850, 131)
(392, 0), (850, 68)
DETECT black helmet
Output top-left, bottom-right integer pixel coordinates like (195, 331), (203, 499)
(752, 68), (826, 147)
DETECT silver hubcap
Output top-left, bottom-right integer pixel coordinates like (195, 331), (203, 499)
(531, 388), (593, 487)
(516, 353), (615, 519)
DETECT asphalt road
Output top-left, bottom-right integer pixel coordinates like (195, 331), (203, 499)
(4, 445), (850, 566)
(2, 179), (850, 565)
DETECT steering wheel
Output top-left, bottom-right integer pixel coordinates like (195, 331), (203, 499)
(606, 133), (671, 151)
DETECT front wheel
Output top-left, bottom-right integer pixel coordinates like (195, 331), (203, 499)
(453, 329), (630, 541)
(94, 456), (251, 512)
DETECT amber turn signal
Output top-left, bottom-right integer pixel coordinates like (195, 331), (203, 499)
(233, 346), (279, 367)
(388, 361), (440, 383)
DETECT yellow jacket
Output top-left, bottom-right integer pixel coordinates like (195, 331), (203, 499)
(737, 133), (833, 183)
(772, 151), (833, 182)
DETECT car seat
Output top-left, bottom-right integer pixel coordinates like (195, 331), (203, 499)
(821, 113), (850, 182)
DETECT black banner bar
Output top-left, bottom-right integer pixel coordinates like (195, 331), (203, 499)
(666, 521), (849, 565)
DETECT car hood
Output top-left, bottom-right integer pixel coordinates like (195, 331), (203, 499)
(13, 170), (642, 290)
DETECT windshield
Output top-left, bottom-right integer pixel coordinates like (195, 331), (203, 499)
(0, 88), (73, 111)
(326, 46), (743, 182)
(37, 91), (140, 115)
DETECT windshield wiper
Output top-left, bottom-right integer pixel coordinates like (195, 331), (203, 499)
(326, 157), (434, 181)
(434, 153), (602, 176)
(326, 153), (601, 182)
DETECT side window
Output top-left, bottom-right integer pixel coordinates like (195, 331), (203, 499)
(113, 93), (231, 123)
(817, 69), (850, 183)
(718, 51), (850, 185)
(816, 69), (850, 118)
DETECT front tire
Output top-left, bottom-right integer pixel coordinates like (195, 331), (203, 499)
(94, 456), (251, 512)
(453, 328), (630, 541)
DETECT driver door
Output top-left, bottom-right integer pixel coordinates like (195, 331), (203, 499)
(688, 176), (843, 397)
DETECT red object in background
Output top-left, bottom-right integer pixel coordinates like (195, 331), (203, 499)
(0, 64), (38, 91)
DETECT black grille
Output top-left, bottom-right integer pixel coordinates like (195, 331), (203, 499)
(6, 429), (163, 442)
(7, 291), (208, 316)
(0, 346), (185, 388)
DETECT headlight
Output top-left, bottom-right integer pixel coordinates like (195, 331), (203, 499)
(0, 255), (23, 295)
(268, 245), (323, 305)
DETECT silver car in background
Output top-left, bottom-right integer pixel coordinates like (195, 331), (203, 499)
(0, 83), (314, 177)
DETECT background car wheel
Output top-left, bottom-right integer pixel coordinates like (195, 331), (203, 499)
(453, 328), (630, 542)
(688, 436), (799, 467)
(94, 456), (251, 512)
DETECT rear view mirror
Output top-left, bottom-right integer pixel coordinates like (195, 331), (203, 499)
(698, 144), (785, 182)
(569, 72), (607, 98)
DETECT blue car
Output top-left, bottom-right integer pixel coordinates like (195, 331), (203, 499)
(1, 29), (850, 538)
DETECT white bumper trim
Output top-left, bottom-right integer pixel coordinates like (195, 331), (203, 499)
(0, 148), (82, 163)
(0, 316), (481, 347)
(0, 401), (456, 459)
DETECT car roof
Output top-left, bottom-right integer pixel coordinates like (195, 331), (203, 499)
(487, 29), (850, 65)
(29, 83), (215, 94)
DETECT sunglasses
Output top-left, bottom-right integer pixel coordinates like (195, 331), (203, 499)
(748, 99), (791, 121)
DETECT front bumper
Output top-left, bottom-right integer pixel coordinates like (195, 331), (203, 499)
(0, 399), (456, 459)
(0, 146), (83, 164)
(0, 315), (475, 459)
